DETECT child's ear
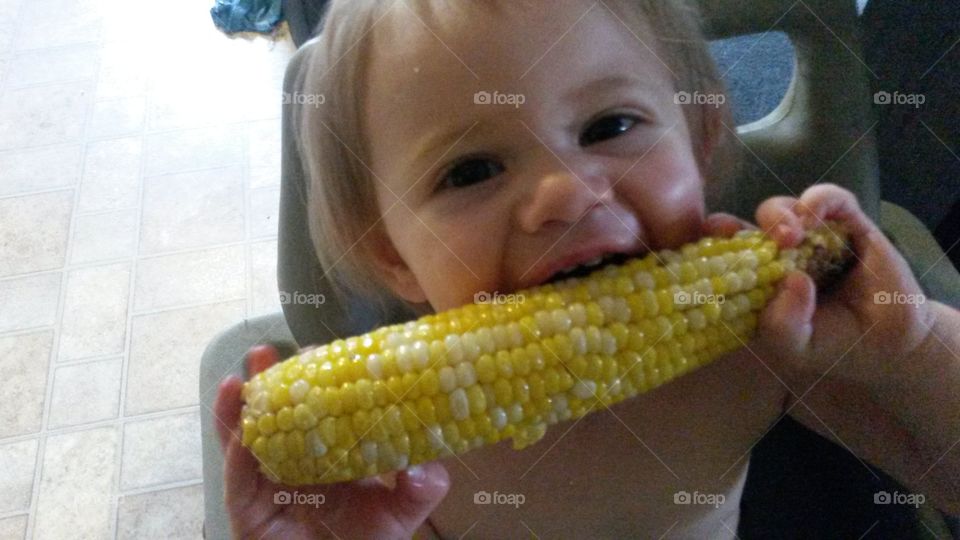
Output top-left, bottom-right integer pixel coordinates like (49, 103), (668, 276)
(370, 232), (428, 304)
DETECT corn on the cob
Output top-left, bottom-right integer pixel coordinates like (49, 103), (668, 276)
(241, 223), (850, 485)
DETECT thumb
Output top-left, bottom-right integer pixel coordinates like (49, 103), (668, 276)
(381, 462), (450, 533)
(754, 271), (816, 361)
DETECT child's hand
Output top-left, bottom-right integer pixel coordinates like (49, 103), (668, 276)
(703, 183), (935, 393)
(214, 345), (450, 539)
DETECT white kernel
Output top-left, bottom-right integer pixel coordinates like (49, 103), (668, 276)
(449, 388), (470, 420)
(394, 454), (409, 470)
(535, 310), (553, 336)
(289, 379), (310, 404)
(661, 249), (683, 265)
(551, 309), (572, 333)
(665, 262), (682, 282)
(507, 403), (524, 423)
(614, 298), (631, 323)
(455, 362), (476, 387)
(385, 332), (403, 349)
(361, 441), (379, 464)
(570, 327), (588, 355)
(366, 354), (383, 379)
(411, 341), (429, 368)
(608, 379), (622, 397)
(307, 430), (327, 457)
(438, 366), (457, 393)
(569, 303), (587, 327)
(573, 380), (597, 399)
(507, 322), (525, 347)
(687, 308), (707, 330)
(492, 325), (510, 350)
(490, 407), (508, 430)
(721, 299), (739, 320)
(738, 268), (757, 290)
(735, 293), (751, 314)
(725, 272), (743, 294)
(708, 256), (727, 275)
(601, 331), (618, 355)
(396, 344), (413, 372)
(552, 394), (568, 414)
(737, 251), (759, 270)
(461, 332), (481, 362)
(598, 297), (616, 321)
(444, 334), (464, 364)
(476, 327), (496, 354)
(427, 425), (445, 450)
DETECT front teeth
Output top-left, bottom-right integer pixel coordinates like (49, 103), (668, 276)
(557, 256), (608, 276)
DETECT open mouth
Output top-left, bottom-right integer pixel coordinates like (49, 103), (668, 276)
(544, 252), (633, 286)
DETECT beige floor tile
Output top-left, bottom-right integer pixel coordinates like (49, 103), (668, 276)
(49, 357), (122, 428)
(87, 96), (145, 139)
(0, 190), (72, 277)
(248, 186), (280, 239)
(0, 330), (51, 437)
(0, 81), (92, 150)
(0, 273), (60, 333)
(70, 209), (138, 264)
(78, 136), (141, 213)
(121, 410), (201, 490)
(140, 166), (244, 255)
(15, 0), (102, 52)
(95, 43), (149, 100)
(58, 262), (130, 362)
(249, 165), (280, 189)
(34, 426), (117, 540)
(0, 438), (38, 513)
(126, 300), (244, 415)
(133, 245), (245, 313)
(246, 118), (281, 173)
(0, 515), (27, 540)
(0, 144), (82, 197)
(250, 239), (280, 317)
(4, 44), (98, 88)
(116, 483), (203, 539)
(143, 126), (243, 177)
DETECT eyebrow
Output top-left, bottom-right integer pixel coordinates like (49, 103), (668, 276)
(412, 74), (647, 165)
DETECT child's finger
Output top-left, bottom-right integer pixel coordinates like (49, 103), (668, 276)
(793, 184), (874, 242)
(702, 212), (754, 238)
(754, 271), (816, 360)
(247, 344), (281, 378)
(377, 462), (451, 534)
(214, 376), (244, 451)
(755, 196), (804, 248)
(223, 434), (277, 531)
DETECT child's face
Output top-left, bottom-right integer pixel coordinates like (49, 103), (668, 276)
(363, 0), (708, 311)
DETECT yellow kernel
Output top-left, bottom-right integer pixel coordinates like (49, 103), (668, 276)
(354, 379), (374, 410)
(416, 396), (437, 424)
(476, 355), (497, 383)
(419, 369), (440, 397)
(268, 433), (287, 461)
(276, 407), (294, 431)
(293, 403), (317, 431)
(339, 384), (359, 415)
(467, 385), (487, 415)
(257, 414), (277, 436)
(287, 430), (306, 458)
(269, 383), (291, 409)
(510, 348), (531, 376)
(495, 351), (514, 378)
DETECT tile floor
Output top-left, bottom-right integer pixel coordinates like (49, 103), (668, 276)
(0, 0), (295, 537)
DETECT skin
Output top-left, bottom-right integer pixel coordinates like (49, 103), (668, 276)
(214, 1), (960, 537)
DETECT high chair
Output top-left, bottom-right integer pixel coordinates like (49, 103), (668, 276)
(199, 0), (960, 537)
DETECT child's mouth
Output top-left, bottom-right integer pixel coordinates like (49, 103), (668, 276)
(543, 252), (632, 286)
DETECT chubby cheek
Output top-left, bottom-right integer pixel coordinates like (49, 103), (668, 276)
(620, 147), (706, 250)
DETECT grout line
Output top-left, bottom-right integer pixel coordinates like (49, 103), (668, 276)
(129, 296), (249, 319)
(24, 28), (104, 538)
(118, 478), (205, 499)
(0, 510), (30, 522)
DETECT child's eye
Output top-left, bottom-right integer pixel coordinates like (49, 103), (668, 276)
(579, 114), (640, 146)
(440, 157), (505, 189)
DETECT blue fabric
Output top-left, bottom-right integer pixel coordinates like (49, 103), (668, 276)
(211, 0), (282, 34)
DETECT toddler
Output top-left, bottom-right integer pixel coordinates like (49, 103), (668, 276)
(214, 0), (960, 537)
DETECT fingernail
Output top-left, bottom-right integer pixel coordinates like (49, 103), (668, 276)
(405, 465), (426, 483)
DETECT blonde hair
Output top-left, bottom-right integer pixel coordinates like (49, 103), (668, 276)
(294, 0), (739, 313)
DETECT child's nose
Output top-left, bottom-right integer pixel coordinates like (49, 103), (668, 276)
(516, 165), (613, 233)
